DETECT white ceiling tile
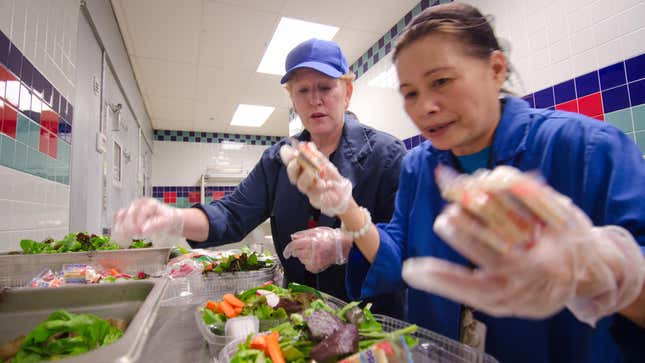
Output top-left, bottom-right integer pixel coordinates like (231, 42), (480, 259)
(210, 0), (286, 14)
(136, 57), (197, 100)
(118, 0), (202, 63)
(146, 96), (196, 123)
(280, 0), (352, 27)
(195, 65), (252, 103)
(241, 73), (292, 108)
(199, 2), (279, 70)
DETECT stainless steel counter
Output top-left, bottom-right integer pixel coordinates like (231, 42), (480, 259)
(139, 303), (212, 363)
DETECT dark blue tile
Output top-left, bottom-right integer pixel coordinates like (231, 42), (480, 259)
(599, 62), (626, 90)
(0, 31), (9, 67)
(554, 79), (576, 104)
(575, 71), (599, 97)
(170, 136), (177, 141)
(42, 80), (53, 105)
(385, 42), (392, 54)
(164, 130), (170, 135)
(195, 137), (201, 142)
(177, 130), (183, 136)
(534, 87), (555, 108)
(245, 135), (250, 139)
(206, 137), (212, 143)
(404, 12), (412, 25)
(59, 97), (67, 117)
(629, 79), (645, 107)
(201, 132), (206, 137)
(67, 104), (73, 123)
(218, 138), (223, 143)
(32, 70), (44, 97)
(52, 88), (60, 114)
(251, 140), (256, 145)
(404, 139), (411, 149)
(189, 131), (195, 136)
(522, 94), (535, 108)
(182, 136), (188, 142)
(367, 48), (373, 58)
(602, 85), (629, 113)
(6, 45), (22, 76)
(224, 133), (229, 138)
(20, 58), (33, 87)
(625, 54), (645, 82)
(378, 37), (384, 49)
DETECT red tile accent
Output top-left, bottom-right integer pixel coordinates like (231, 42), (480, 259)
(40, 106), (58, 134)
(0, 100), (3, 133)
(1, 104), (17, 138)
(555, 99), (578, 113)
(163, 191), (177, 204)
(48, 131), (57, 158)
(592, 114), (605, 121)
(188, 191), (201, 204)
(578, 92), (603, 117)
(39, 127), (49, 155)
(212, 191), (225, 200)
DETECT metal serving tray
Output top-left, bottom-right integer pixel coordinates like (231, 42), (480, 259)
(0, 247), (171, 288)
(0, 279), (167, 363)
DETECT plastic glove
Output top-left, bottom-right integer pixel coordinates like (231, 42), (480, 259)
(112, 197), (184, 248)
(279, 142), (352, 217)
(401, 166), (645, 325)
(283, 227), (352, 273)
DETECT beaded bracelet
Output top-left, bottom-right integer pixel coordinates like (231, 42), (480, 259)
(340, 207), (372, 239)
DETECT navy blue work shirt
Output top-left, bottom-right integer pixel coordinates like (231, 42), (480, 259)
(190, 112), (407, 317)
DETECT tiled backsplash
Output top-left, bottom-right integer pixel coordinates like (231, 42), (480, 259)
(1, 30), (73, 185)
(403, 53), (645, 153)
(154, 129), (282, 146)
(152, 186), (235, 208)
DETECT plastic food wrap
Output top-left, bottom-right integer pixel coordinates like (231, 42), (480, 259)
(339, 337), (414, 363)
(435, 165), (569, 253)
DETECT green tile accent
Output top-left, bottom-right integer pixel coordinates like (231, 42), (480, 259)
(28, 121), (40, 150)
(16, 114), (30, 146)
(384, 31), (391, 44)
(58, 139), (70, 164)
(633, 104), (645, 131)
(412, 4), (421, 16)
(636, 131), (645, 154)
(605, 108), (634, 133)
(25, 147), (45, 178)
(0, 134), (15, 168)
(14, 141), (28, 172)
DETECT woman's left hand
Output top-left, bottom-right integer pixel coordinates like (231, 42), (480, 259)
(402, 176), (645, 326)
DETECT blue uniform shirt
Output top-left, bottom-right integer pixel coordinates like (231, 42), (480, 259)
(347, 96), (645, 362)
(191, 112), (408, 317)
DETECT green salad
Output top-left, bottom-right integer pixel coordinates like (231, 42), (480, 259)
(0, 310), (124, 362)
(19, 233), (152, 254)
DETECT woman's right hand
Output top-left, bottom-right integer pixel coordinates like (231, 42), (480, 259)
(112, 197), (185, 247)
(279, 142), (352, 217)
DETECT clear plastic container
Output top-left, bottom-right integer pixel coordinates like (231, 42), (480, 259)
(197, 292), (347, 357)
(218, 314), (499, 363)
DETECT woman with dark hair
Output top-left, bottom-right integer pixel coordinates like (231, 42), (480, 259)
(281, 3), (645, 362)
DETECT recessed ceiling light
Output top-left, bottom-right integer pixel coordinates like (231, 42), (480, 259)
(257, 17), (339, 76)
(230, 104), (275, 127)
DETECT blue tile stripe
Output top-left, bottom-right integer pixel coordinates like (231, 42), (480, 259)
(154, 129), (284, 146)
(348, 0), (451, 80)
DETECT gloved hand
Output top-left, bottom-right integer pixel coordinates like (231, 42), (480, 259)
(279, 142), (352, 217)
(402, 166), (645, 326)
(283, 227), (352, 273)
(112, 197), (185, 248)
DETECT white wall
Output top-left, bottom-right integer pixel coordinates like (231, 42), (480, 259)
(0, 0), (80, 250)
(466, 0), (644, 94)
(350, 0), (645, 139)
(152, 140), (269, 186)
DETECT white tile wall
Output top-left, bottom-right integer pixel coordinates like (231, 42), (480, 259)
(0, 0), (80, 250)
(0, 166), (70, 252)
(152, 141), (271, 187)
(349, 0), (645, 140)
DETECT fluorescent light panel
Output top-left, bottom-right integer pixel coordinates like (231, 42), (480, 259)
(230, 104), (275, 127)
(257, 17), (339, 76)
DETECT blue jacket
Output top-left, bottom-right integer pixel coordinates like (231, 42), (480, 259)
(347, 96), (645, 362)
(192, 112), (408, 317)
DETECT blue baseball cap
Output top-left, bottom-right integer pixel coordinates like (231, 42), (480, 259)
(280, 38), (349, 84)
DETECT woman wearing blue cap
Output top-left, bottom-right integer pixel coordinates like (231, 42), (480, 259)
(112, 38), (407, 316)
(281, 3), (645, 363)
